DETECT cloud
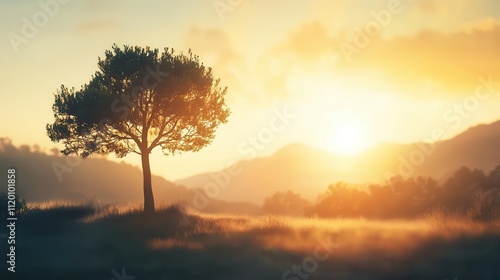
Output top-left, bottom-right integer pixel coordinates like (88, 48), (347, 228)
(350, 20), (500, 91)
(285, 21), (336, 61)
(76, 20), (117, 33)
(255, 22), (341, 98)
(183, 28), (249, 102)
(184, 27), (241, 68)
(411, 0), (470, 17)
(461, 17), (500, 33)
(256, 19), (500, 97)
(415, 0), (438, 13)
(184, 17), (500, 104)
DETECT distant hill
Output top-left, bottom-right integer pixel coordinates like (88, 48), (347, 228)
(2, 120), (500, 207)
(176, 143), (352, 203)
(0, 138), (262, 215)
(0, 138), (184, 203)
(357, 120), (500, 181)
(176, 121), (500, 204)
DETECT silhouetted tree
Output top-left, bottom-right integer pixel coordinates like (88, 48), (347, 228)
(311, 182), (370, 218)
(263, 191), (312, 216)
(307, 165), (500, 219)
(47, 45), (230, 213)
(486, 165), (500, 189)
(441, 167), (487, 209)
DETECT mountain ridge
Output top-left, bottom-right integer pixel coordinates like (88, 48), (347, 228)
(176, 120), (500, 203)
(2, 120), (499, 206)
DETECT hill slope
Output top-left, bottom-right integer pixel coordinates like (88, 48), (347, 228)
(0, 138), (262, 214)
(0, 138), (187, 203)
(176, 121), (500, 204)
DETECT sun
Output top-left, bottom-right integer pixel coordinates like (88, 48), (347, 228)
(327, 122), (366, 156)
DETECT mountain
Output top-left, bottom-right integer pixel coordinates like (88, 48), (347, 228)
(176, 121), (500, 204)
(2, 120), (500, 207)
(0, 138), (185, 203)
(359, 120), (500, 181)
(176, 143), (355, 203)
(0, 138), (262, 215)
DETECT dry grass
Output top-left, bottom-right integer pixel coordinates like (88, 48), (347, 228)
(467, 192), (499, 221)
(9, 202), (500, 280)
(186, 211), (500, 264)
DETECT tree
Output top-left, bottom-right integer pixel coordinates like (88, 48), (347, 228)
(263, 191), (312, 216)
(47, 45), (230, 213)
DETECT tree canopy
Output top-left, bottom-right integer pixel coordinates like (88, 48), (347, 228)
(47, 45), (230, 213)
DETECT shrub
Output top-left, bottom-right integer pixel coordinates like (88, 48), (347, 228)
(467, 192), (498, 222)
(256, 215), (289, 231)
(423, 205), (448, 227)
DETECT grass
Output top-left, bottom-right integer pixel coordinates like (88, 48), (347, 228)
(468, 192), (499, 222)
(1, 202), (500, 279)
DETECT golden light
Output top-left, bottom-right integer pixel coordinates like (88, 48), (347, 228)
(327, 122), (366, 156)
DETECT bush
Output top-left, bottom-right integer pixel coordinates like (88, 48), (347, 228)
(19, 204), (96, 234)
(423, 205), (449, 227)
(467, 192), (498, 222)
(256, 215), (289, 231)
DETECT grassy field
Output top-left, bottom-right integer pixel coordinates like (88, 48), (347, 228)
(1, 202), (500, 280)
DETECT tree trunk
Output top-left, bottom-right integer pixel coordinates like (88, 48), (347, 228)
(141, 152), (155, 214)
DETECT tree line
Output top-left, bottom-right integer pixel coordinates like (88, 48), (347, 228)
(264, 165), (500, 220)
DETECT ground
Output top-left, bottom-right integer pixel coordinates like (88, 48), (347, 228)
(1, 203), (500, 280)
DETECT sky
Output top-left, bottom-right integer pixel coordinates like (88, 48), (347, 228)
(1, 0), (500, 180)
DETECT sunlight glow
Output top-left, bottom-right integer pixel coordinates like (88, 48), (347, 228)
(327, 122), (366, 156)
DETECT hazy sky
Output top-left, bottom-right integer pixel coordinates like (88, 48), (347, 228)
(2, 0), (500, 180)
